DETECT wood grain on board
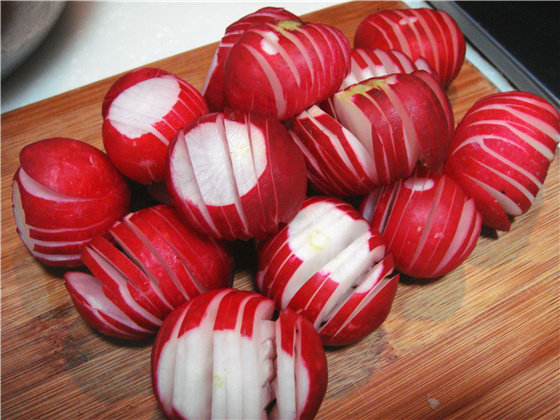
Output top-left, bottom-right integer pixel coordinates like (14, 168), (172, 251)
(2, 1), (558, 419)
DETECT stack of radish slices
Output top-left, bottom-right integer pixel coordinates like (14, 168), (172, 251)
(11, 4), (560, 420)
(152, 289), (327, 420)
(65, 205), (235, 339)
(12, 138), (130, 267)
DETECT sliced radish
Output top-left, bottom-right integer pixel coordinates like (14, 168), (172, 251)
(361, 173), (482, 278)
(152, 289), (327, 419)
(202, 7), (300, 112)
(103, 68), (208, 185)
(223, 19), (350, 121)
(167, 110), (307, 241)
(445, 91), (560, 230)
(354, 8), (466, 86)
(257, 196), (399, 346)
(64, 205), (234, 341)
(12, 138), (130, 267)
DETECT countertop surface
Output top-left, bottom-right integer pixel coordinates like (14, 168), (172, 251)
(1, 1), (514, 114)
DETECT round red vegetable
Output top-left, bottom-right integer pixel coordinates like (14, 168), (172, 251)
(361, 172), (482, 278)
(151, 288), (328, 420)
(102, 67), (209, 185)
(291, 71), (453, 196)
(257, 196), (399, 346)
(202, 7), (300, 112)
(223, 19), (351, 121)
(65, 205), (235, 339)
(12, 137), (130, 267)
(166, 109), (307, 241)
(354, 8), (466, 87)
(444, 91), (560, 231)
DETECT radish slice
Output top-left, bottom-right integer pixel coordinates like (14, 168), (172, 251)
(272, 310), (297, 420)
(153, 302), (191, 418)
(65, 272), (152, 339)
(172, 290), (229, 419)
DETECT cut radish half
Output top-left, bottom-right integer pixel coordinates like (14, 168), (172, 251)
(64, 205), (234, 340)
(445, 91), (560, 231)
(167, 109), (307, 241)
(12, 138), (130, 267)
(102, 68), (208, 185)
(360, 172), (482, 278)
(256, 196), (399, 346)
(152, 289), (327, 420)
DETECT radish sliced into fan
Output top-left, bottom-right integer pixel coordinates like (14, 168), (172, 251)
(362, 174), (482, 278)
(269, 200), (367, 307)
(257, 197), (399, 346)
(152, 289), (327, 419)
(167, 110), (306, 241)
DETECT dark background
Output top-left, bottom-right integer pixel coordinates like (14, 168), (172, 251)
(456, 1), (559, 101)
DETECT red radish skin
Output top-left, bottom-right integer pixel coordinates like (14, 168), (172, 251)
(223, 19), (351, 121)
(167, 109), (307, 241)
(102, 68), (209, 185)
(444, 91), (560, 231)
(292, 71), (453, 196)
(151, 288), (328, 420)
(256, 196), (399, 346)
(12, 137), (130, 267)
(354, 8), (466, 87)
(202, 7), (300, 112)
(65, 205), (235, 340)
(361, 172), (482, 278)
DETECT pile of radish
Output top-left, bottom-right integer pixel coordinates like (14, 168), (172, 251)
(11, 5), (559, 420)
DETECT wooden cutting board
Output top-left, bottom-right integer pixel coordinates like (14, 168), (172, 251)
(2, 2), (558, 418)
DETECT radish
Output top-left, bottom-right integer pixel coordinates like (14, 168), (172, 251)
(223, 19), (351, 121)
(166, 109), (307, 241)
(102, 67), (209, 185)
(360, 172), (482, 278)
(151, 288), (328, 420)
(444, 91), (560, 231)
(291, 71), (453, 196)
(339, 47), (437, 90)
(354, 8), (466, 87)
(202, 6), (300, 112)
(65, 205), (235, 339)
(12, 137), (130, 267)
(256, 196), (399, 347)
